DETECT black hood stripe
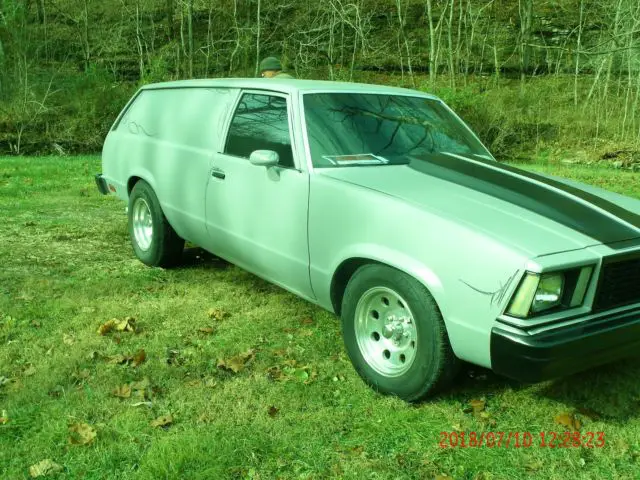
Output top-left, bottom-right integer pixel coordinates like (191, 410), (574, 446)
(408, 153), (640, 246)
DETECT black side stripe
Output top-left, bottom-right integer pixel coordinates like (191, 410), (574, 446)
(408, 153), (640, 246)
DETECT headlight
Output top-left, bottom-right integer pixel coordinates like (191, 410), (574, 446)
(506, 266), (593, 318)
(531, 273), (564, 313)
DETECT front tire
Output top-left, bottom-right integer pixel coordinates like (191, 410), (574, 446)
(341, 264), (459, 401)
(128, 180), (184, 267)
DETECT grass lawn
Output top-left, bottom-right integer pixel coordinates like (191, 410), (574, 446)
(1, 156), (640, 479)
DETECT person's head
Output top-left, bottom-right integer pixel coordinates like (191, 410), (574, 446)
(259, 56), (283, 78)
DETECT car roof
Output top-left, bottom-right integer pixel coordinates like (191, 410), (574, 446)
(141, 78), (440, 100)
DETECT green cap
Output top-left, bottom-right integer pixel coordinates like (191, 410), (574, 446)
(259, 56), (282, 72)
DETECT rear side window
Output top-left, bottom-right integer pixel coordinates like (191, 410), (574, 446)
(224, 93), (294, 168)
(117, 87), (238, 151)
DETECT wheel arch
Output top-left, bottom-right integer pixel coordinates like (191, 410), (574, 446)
(329, 252), (446, 319)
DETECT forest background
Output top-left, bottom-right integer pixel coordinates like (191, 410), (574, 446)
(1, 0), (639, 164)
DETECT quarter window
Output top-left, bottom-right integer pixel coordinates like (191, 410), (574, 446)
(224, 93), (294, 168)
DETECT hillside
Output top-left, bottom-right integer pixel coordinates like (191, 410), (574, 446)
(0, 0), (638, 157)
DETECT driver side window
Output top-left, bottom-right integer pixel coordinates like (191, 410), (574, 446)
(224, 93), (295, 168)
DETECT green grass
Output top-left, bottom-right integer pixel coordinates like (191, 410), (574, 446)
(1, 156), (640, 479)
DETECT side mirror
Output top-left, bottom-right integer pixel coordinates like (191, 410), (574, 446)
(249, 150), (279, 167)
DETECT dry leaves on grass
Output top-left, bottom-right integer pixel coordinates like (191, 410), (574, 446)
(300, 316), (314, 326)
(554, 412), (581, 431)
(98, 317), (136, 335)
(465, 399), (486, 414)
(113, 378), (152, 400)
(105, 349), (146, 367)
(68, 423), (97, 445)
(150, 414), (173, 428)
(463, 398), (496, 426)
(268, 406), (280, 418)
(112, 384), (132, 398)
(28, 459), (63, 478)
(197, 327), (215, 335)
(131, 349), (146, 367)
(0, 409), (8, 424)
(207, 308), (230, 321)
(266, 363), (318, 384)
(217, 349), (255, 374)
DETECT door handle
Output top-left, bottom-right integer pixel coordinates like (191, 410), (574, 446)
(211, 167), (226, 180)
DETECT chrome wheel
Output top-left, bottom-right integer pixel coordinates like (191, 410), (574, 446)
(354, 286), (418, 377)
(132, 197), (153, 251)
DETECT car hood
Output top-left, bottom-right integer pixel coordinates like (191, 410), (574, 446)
(317, 153), (640, 257)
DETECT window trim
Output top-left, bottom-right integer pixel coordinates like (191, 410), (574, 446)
(220, 89), (300, 171)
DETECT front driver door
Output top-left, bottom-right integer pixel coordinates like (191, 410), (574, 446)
(204, 91), (314, 300)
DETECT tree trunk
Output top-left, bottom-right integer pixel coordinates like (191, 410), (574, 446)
(254, 0), (261, 77)
(573, 0), (584, 107)
(166, 0), (175, 39)
(187, 0), (193, 78)
(426, 0), (435, 87)
(518, 0), (533, 84)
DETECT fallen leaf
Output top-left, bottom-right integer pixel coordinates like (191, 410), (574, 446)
(204, 378), (218, 388)
(0, 376), (10, 387)
(435, 475), (454, 480)
(300, 317), (314, 325)
(63, 334), (75, 345)
(68, 423), (97, 445)
(98, 319), (117, 335)
(98, 317), (136, 335)
(106, 354), (131, 365)
(71, 369), (91, 385)
(131, 349), (146, 367)
(150, 414), (173, 428)
(266, 366), (283, 381)
(29, 459), (63, 477)
(166, 349), (182, 366)
(112, 384), (132, 398)
(268, 406), (279, 417)
(525, 460), (543, 472)
(479, 411), (497, 426)
(207, 308), (230, 321)
(0, 409), (8, 424)
(469, 399), (486, 414)
(130, 377), (150, 391)
(185, 379), (201, 387)
(131, 401), (153, 408)
(116, 317), (136, 333)
(23, 365), (37, 377)
(554, 412), (581, 431)
(217, 349), (255, 373)
(198, 327), (215, 335)
(30, 320), (41, 328)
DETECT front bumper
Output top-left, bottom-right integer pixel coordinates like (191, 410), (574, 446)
(491, 305), (640, 382)
(95, 174), (109, 195)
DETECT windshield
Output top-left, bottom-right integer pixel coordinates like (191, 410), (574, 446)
(303, 92), (491, 167)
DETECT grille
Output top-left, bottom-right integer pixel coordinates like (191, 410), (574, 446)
(593, 256), (640, 311)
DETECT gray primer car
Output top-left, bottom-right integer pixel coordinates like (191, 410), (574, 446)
(96, 78), (640, 401)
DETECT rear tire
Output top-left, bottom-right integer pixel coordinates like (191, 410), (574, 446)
(341, 264), (459, 401)
(128, 180), (184, 267)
